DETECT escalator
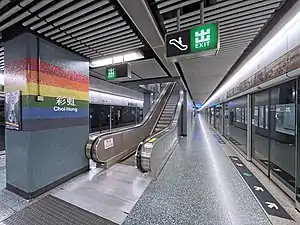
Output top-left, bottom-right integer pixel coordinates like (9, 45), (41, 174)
(85, 82), (180, 169)
(136, 87), (184, 177)
(153, 96), (178, 133)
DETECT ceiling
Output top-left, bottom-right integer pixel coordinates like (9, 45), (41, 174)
(0, 0), (146, 70)
(150, 0), (285, 103)
(0, 0), (287, 103)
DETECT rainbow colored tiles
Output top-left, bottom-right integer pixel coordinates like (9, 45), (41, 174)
(5, 58), (89, 130)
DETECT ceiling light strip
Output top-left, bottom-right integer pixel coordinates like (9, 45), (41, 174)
(94, 39), (142, 52)
(89, 43), (144, 57)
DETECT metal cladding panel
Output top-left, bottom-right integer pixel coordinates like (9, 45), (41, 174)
(131, 59), (168, 79)
(89, 76), (143, 101)
(118, 0), (164, 48)
(5, 32), (89, 195)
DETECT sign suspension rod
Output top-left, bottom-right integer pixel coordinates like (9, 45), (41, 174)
(200, 0), (204, 25)
(177, 8), (181, 31)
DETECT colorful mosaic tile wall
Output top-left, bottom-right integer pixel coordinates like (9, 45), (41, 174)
(5, 38), (89, 130)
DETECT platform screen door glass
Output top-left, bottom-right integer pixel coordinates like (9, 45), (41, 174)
(228, 96), (247, 154)
(0, 99), (4, 151)
(252, 90), (269, 172)
(224, 103), (229, 139)
(295, 79), (300, 205)
(270, 81), (295, 191)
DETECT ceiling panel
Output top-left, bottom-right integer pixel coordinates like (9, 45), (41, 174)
(151, 0), (284, 103)
(0, 0), (146, 72)
(130, 59), (168, 79)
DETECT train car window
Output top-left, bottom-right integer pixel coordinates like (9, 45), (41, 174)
(245, 108), (248, 124)
(236, 108), (241, 122)
(254, 106), (259, 126)
(241, 108), (245, 124)
(275, 104), (295, 135)
(89, 104), (110, 133)
(259, 106), (264, 128)
(265, 105), (268, 129)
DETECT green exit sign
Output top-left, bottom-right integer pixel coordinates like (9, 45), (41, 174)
(190, 23), (219, 53)
(106, 67), (116, 80)
(105, 63), (131, 81)
(166, 22), (219, 62)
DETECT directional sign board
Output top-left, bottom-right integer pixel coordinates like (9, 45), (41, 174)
(165, 22), (219, 62)
(105, 63), (131, 81)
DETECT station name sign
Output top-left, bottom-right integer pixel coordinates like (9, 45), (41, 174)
(165, 22), (219, 62)
(105, 63), (131, 81)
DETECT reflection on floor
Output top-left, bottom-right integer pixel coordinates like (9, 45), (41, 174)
(228, 126), (295, 187)
(225, 126), (295, 194)
(122, 116), (271, 225)
(228, 126), (247, 153)
(52, 164), (151, 224)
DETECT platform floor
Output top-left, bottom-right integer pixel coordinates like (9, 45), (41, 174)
(0, 115), (299, 224)
(52, 163), (151, 224)
(123, 116), (272, 225)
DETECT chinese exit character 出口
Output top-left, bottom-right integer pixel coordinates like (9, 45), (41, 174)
(195, 28), (211, 48)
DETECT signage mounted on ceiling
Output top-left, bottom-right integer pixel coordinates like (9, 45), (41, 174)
(165, 22), (220, 62)
(105, 63), (132, 81)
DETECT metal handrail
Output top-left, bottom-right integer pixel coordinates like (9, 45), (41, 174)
(137, 90), (184, 178)
(85, 82), (177, 168)
(85, 83), (171, 160)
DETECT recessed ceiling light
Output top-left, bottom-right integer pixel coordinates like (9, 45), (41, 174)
(90, 50), (144, 68)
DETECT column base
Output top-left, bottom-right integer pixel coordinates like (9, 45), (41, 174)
(6, 165), (89, 199)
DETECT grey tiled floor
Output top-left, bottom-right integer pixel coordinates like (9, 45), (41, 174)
(53, 163), (151, 224)
(122, 116), (271, 225)
(0, 155), (30, 223)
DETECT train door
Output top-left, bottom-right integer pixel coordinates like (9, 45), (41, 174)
(0, 99), (4, 152)
(223, 103), (229, 138)
(111, 106), (122, 129)
(269, 81), (296, 198)
(215, 104), (223, 133)
(0, 98), (4, 190)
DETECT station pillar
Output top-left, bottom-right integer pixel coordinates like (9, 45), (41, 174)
(143, 93), (151, 117)
(181, 90), (188, 136)
(4, 33), (90, 199)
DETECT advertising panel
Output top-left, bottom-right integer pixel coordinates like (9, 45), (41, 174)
(5, 90), (21, 130)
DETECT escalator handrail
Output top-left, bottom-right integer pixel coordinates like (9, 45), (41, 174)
(137, 90), (184, 173)
(85, 82), (175, 160)
(149, 83), (178, 135)
(145, 90), (182, 144)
